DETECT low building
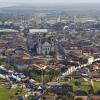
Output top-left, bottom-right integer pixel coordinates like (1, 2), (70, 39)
(49, 84), (73, 95)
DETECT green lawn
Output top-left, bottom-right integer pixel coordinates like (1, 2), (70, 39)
(48, 77), (100, 94)
(0, 84), (27, 100)
(93, 81), (100, 92)
(68, 78), (100, 93)
(69, 79), (91, 92)
(0, 84), (15, 100)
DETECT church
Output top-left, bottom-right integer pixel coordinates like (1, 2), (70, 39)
(27, 29), (56, 55)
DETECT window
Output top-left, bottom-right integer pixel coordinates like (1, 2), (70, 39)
(43, 48), (45, 51)
(51, 38), (54, 42)
(39, 38), (41, 42)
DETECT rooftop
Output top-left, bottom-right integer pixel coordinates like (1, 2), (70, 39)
(29, 29), (48, 33)
(0, 29), (18, 33)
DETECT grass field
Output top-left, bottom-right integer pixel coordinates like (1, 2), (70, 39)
(48, 78), (100, 93)
(69, 78), (100, 93)
(0, 83), (27, 100)
(0, 84), (16, 100)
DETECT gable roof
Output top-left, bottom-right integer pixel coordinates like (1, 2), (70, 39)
(42, 41), (51, 46)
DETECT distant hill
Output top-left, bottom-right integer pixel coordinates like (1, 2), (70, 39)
(0, 3), (100, 16)
(1, 3), (100, 11)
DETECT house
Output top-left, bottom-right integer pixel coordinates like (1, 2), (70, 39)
(74, 96), (88, 100)
(33, 64), (47, 70)
(74, 96), (100, 100)
(14, 48), (27, 55)
(87, 56), (94, 64)
(62, 66), (76, 76)
(90, 65), (99, 71)
(0, 40), (8, 55)
(49, 84), (73, 95)
(41, 92), (58, 100)
(89, 96), (100, 100)
(88, 63), (100, 73)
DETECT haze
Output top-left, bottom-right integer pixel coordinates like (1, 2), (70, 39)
(1, 0), (100, 4)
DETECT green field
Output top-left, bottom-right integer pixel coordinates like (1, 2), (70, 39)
(48, 78), (100, 93)
(69, 78), (100, 93)
(0, 84), (26, 100)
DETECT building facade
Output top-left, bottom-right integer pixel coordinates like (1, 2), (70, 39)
(27, 29), (56, 55)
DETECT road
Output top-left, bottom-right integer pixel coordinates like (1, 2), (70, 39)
(62, 58), (100, 76)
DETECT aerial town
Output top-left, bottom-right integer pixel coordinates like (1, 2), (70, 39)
(0, 2), (100, 100)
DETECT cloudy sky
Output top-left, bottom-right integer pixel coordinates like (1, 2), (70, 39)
(0, 0), (100, 4)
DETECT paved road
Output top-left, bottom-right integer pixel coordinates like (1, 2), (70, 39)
(62, 58), (100, 76)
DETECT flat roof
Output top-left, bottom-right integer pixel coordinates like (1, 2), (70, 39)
(29, 29), (48, 33)
(0, 29), (18, 33)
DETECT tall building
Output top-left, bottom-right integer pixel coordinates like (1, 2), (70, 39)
(57, 16), (61, 23)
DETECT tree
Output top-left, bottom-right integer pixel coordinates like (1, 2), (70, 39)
(75, 80), (81, 86)
(4, 64), (14, 71)
(0, 57), (6, 65)
(49, 51), (56, 57)
(67, 92), (75, 99)
(49, 58), (57, 64)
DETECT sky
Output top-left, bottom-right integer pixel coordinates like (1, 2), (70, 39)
(0, 0), (100, 4)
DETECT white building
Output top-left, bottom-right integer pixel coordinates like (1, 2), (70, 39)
(27, 29), (56, 55)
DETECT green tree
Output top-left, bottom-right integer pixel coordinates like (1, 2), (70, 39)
(0, 57), (6, 65)
(67, 92), (75, 99)
(4, 64), (14, 71)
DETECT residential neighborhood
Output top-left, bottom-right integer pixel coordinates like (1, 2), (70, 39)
(0, 1), (100, 100)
